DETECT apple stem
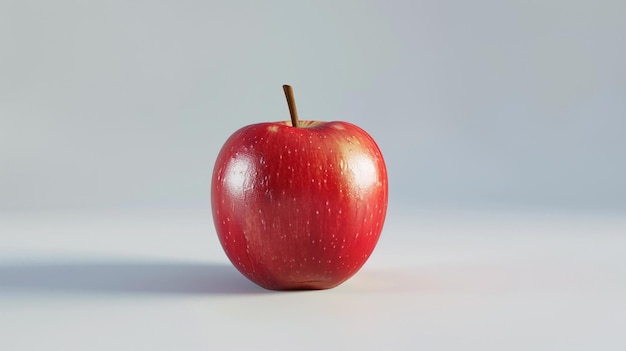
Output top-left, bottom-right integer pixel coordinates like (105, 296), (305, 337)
(283, 84), (300, 128)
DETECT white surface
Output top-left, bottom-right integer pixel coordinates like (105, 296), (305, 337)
(1, 207), (625, 350)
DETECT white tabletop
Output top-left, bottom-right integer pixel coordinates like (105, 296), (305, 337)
(1, 207), (625, 350)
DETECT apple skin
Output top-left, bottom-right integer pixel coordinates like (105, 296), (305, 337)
(211, 120), (388, 290)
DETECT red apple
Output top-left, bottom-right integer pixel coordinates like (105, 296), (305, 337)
(211, 85), (388, 290)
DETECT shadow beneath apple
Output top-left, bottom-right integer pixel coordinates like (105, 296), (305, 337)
(0, 259), (268, 296)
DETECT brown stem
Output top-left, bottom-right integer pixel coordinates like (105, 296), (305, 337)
(282, 84), (299, 128)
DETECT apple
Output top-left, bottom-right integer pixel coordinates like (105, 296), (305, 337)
(211, 85), (388, 290)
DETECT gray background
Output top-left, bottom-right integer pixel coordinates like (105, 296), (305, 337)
(2, 0), (625, 212)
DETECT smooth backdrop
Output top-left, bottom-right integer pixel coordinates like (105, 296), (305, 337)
(2, 0), (625, 212)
